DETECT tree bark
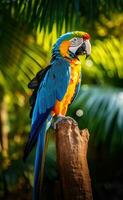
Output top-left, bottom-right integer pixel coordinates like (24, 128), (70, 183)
(55, 118), (93, 200)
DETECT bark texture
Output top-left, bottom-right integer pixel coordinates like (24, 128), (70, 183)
(56, 118), (93, 200)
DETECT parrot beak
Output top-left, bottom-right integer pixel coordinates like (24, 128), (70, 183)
(85, 39), (91, 58)
(85, 54), (89, 59)
(75, 39), (91, 58)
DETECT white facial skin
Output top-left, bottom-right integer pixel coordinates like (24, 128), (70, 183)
(69, 37), (91, 56)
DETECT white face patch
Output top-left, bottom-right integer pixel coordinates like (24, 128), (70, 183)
(69, 43), (82, 54)
(69, 37), (91, 56)
(70, 37), (83, 47)
(69, 38), (83, 53)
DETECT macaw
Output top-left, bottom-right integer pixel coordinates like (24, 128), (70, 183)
(23, 31), (91, 199)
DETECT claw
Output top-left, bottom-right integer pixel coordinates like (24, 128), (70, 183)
(52, 115), (77, 129)
(53, 117), (63, 129)
(52, 114), (64, 129)
(65, 116), (78, 125)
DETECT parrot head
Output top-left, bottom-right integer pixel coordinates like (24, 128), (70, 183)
(52, 31), (91, 59)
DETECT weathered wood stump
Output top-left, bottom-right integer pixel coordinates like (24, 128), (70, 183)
(55, 118), (93, 200)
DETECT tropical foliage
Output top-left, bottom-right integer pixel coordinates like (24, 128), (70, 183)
(1, 0), (123, 33)
(0, 0), (123, 199)
(68, 86), (123, 151)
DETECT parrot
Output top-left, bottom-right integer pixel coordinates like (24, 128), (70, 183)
(23, 31), (91, 199)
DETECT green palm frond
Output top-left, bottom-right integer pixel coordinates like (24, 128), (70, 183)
(80, 37), (123, 87)
(92, 37), (123, 83)
(1, 0), (123, 33)
(0, 16), (49, 94)
(68, 86), (123, 152)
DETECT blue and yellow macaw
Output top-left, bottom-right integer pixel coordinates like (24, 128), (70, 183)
(23, 31), (91, 199)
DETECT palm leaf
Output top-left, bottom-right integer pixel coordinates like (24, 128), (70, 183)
(68, 86), (123, 152)
(0, 15), (49, 94)
(1, 0), (123, 33)
(80, 37), (123, 87)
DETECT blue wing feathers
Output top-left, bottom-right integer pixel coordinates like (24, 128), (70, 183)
(23, 58), (71, 199)
(23, 108), (53, 161)
(23, 58), (70, 161)
(33, 122), (47, 199)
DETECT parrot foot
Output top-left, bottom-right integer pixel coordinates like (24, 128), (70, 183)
(52, 115), (77, 129)
(52, 114), (64, 129)
(65, 116), (78, 125)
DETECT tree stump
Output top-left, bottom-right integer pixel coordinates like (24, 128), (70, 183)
(55, 118), (93, 200)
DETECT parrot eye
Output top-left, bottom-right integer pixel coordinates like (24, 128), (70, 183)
(73, 37), (78, 42)
(70, 37), (80, 47)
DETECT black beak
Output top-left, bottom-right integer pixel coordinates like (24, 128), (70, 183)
(75, 42), (86, 56)
(86, 54), (89, 59)
(75, 42), (90, 59)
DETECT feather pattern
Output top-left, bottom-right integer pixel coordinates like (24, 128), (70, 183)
(28, 65), (52, 118)
(33, 118), (51, 200)
(71, 81), (81, 104)
(23, 31), (91, 200)
(23, 57), (70, 161)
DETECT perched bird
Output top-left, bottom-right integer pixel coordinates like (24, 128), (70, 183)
(23, 31), (91, 199)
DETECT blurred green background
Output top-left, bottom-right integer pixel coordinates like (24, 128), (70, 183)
(0, 1), (123, 199)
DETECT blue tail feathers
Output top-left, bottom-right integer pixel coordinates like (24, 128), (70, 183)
(23, 108), (53, 162)
(33, 122), (46, 199)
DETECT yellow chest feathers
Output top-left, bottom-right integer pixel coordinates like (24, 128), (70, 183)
(52, 59), (81, 116)
(64, 59), (81, 103)
(70, 59), (81, 83)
